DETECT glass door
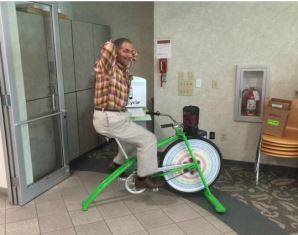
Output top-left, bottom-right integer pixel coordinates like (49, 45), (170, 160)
(0, 2), (69, 205)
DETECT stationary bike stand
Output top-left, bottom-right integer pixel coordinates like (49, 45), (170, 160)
(82, 138), (226, 213)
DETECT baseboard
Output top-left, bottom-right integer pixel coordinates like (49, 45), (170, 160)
(160, 152), (298, 173)
(223, 159), (298, 174)
(0, 187), (8, 196)
(70, 148), (297, 175)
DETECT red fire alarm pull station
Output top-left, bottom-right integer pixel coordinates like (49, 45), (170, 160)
(159, 58), (167, 87)
(156, 39), (171, 87)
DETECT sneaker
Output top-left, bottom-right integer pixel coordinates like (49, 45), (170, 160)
(135, 177), (164, 189)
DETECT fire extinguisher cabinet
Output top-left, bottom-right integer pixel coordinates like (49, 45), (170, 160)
(234, 65), (271, 122)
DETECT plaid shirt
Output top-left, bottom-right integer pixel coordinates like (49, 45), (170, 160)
(93, 41), (134, 110)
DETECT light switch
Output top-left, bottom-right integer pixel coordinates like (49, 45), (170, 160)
(196, 79), (202, 88)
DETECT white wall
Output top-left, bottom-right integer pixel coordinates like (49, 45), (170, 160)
(0, 128), (7, 189)
(154, 2), (298, 167)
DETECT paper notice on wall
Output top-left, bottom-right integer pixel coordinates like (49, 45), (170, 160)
(156, 39), (171, 59)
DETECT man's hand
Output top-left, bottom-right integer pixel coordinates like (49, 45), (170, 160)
(132, 50), (138, 62)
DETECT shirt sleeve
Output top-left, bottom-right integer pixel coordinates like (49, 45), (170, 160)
(93, 41), (116, 74)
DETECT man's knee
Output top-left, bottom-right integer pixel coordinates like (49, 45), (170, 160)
(143, 132), (157, 146)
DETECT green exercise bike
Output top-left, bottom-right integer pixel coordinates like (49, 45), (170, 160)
(82, 111), (226, 214)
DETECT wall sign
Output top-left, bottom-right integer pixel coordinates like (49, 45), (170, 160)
(156, 39), (171, 59)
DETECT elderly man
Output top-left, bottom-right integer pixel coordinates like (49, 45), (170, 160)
(93, 38), (163, 188)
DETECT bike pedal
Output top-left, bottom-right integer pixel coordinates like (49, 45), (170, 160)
(118, 177), (127, 181)
(152, 187), (159, 192)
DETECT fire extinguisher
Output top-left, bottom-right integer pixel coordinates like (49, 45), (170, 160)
(242, 87), (257, 116)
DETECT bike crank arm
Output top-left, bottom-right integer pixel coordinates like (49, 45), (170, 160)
(158, 163), (193, 172)
(151, 163), (195, 179)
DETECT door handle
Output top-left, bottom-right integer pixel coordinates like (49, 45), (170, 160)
(52, 93), (56, 111)
(14, 110), (66, 126)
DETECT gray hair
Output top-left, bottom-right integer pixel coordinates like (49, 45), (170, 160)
(113, 38), (132, 48)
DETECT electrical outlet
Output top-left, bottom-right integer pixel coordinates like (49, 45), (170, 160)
(196, 79), (202, 88)
(209, 131), (215, 139)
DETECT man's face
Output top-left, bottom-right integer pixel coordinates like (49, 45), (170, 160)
(116, 42), (134, 67)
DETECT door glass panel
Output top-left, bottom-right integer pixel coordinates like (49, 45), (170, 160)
(15, 115), (63, 185)
(14, 2), (63, 185)
(16, 3), (59, 117)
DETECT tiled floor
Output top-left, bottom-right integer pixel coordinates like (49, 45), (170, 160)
(0, 171), (238, 235)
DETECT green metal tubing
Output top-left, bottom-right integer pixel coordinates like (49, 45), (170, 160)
(82, 157), (137, 211)
(182, 135), (226, 213)
(82, 131), (226, 214)
(157, 136), (179, 149)
(81, 134), (178, 212)
(182, 135), (210, 192)
(203, 190), (226, 213)
(151, 163), (195, 178)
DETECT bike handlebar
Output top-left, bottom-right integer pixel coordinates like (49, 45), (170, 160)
(160, 123), (174, 128)
(146, 111), (160, 116)
(146, 110), (180, 128)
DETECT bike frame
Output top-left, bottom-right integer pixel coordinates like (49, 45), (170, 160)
(82, 125), (226, 213)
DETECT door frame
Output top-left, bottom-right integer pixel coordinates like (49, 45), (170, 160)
(0, 1), (70, 205)
(0, 53), (14, 204)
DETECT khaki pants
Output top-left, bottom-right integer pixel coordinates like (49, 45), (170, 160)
(93, 110), (158, 177)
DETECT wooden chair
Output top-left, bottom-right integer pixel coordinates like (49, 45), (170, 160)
(255, 99), (298, 185)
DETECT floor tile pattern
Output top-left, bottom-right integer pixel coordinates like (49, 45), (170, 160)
(0, 171), (237, 235)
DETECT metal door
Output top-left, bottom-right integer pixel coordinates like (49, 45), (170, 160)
(0, 2), (69, 205)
